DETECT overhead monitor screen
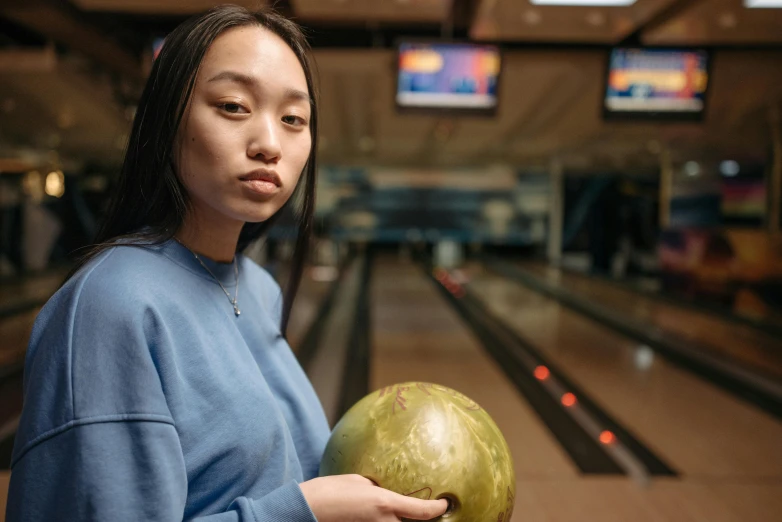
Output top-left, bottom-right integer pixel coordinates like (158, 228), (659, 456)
(396, 42), (501, 114)
(604, 48), (709, 121)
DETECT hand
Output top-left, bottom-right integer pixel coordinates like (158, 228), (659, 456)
(299, 474), (449, 522)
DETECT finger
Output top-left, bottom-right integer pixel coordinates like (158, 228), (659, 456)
(392, 495), (449, 520)
(345, 474), (376, 486)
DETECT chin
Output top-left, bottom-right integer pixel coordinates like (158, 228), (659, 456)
(235, 207), (283, 224)
(225, 196), (288, 224)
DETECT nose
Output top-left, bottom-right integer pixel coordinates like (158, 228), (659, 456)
(247, 112), (281, 162)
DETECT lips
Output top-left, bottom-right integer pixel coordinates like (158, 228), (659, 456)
(239, 169), (281, 186)
(239, 169), (281, 196)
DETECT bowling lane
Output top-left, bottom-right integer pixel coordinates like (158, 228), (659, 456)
(281, 266), (335, 351)
(0, 268), (69, 315)
(369, 256), (578, 483)
(0, 309), (38, 370)
(521, 262), (782, 379)
(0, 472), (8, 521)
(468, 263), (782, 479)
(0, 307), (40, 473)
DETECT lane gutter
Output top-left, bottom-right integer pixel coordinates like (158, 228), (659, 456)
(545, 262), (782, 340)
(335, 250), (373, 422)
(487, 259), (782, 421)
(296, 254), (355, 373)
(422, 260), (676, 484)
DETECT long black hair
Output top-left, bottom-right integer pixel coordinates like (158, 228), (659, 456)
(66, 5), (318, 336)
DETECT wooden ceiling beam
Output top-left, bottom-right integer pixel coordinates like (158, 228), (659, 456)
(0, 0), (142, 80)
(617, 0), (706, 44)
(0, 46), (56, 73)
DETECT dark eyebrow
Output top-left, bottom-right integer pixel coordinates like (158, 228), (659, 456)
(207, 70), (312, 105)
(284, 88), (312, 105)
(208, 70), (257, 86)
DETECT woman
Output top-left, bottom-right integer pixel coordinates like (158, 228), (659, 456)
(6, 5), (447, 522)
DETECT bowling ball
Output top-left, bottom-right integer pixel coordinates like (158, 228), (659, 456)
(320, 382), (515, 521)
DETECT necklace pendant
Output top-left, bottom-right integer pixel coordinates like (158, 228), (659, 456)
(181, 241), (241, 318)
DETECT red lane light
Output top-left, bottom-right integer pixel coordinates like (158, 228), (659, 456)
(533, 366), (550, 380)
(561, 393), (577, 407)
(599, 431), (615, 445)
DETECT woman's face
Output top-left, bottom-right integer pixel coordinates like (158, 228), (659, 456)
(175, 25), (312, 227)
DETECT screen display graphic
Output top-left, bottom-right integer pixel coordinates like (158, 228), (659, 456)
(397, 42), (501, 113)
(605, 48), (709, 120)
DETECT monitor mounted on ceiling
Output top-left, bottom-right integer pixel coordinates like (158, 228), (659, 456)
(395, 41), (501, 116)
(603, 47), (710, 122)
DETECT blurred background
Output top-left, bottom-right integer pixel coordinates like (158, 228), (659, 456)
(1, 1), (781, 520)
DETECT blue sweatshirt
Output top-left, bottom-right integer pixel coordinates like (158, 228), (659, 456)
(6, 238), (331, 521)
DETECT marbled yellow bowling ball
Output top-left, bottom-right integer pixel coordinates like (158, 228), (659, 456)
(320, 382), (515, 522)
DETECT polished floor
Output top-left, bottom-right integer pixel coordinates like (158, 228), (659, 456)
(370, 257), (782, 521)
(1, 255), (780, 521)
(0, 268), (69, 312)
(519, 262), (782, 379)
(468, 263), (782, 477)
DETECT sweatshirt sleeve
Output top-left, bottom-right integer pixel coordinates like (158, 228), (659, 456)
(6, 254), (318, 522)
(5, 420), (317, 521)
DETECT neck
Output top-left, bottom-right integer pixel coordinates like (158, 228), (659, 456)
(175, 205), (244, 263)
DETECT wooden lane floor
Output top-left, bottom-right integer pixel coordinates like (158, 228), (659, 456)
(469, 264), (782, 476)
(0, 309), (38, 372)
(374, 258), (782, 520)
(369, 258), (577, 497)
(369, 257), (730, 522)
(0, 307), (40, 520)
(465, 263), (782, 519)
(0, 268), (69, 317)
(521, 262), (782, 380)
(0, 472), (7, 522)
(280, 266), (336, 352)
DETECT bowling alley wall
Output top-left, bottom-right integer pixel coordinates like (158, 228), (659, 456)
(660, 160), (782, 324)
(308, 165), (551, 245)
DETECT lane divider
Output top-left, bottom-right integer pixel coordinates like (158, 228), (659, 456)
(487, 259), (782, 421)
(335, 251), (373, 423)
(426, 264), (676, 485)
(296, 254), (355, 373)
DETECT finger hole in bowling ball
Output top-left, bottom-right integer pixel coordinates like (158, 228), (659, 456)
(437, 495), (458, 518)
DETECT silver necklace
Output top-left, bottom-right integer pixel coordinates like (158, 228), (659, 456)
(176, 239), (241, 316)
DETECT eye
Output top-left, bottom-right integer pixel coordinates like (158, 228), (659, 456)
(282, 115), (307, 126)
(219, 102), (248, 114)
